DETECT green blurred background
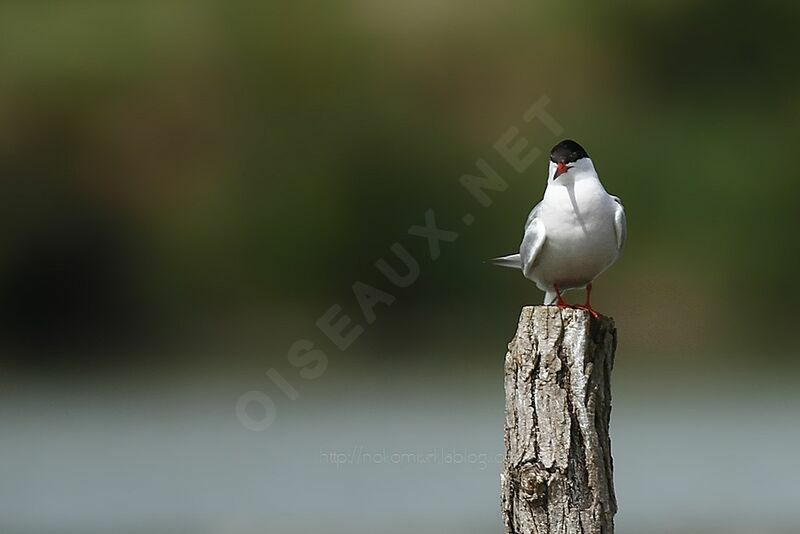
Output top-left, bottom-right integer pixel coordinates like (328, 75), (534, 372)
(1, 1), (799, 533)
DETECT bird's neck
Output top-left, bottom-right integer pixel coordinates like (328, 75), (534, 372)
(546, 172), (605, 194)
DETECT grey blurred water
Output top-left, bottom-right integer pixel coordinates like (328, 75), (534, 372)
(1, 365), (798, 534)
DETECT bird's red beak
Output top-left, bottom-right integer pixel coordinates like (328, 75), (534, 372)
(554, 162), (569, 179)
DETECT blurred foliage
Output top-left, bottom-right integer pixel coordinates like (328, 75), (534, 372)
(0, 0), (798, 367)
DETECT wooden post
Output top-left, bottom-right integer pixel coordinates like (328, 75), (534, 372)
(501, 306), (617, 534)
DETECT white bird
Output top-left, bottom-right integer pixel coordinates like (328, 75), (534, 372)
(489, 139), (626, 316)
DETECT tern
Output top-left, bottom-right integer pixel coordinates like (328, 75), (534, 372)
(489, 139), (626, 317)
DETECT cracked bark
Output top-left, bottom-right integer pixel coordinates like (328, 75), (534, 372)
(501, 306), (617, 534)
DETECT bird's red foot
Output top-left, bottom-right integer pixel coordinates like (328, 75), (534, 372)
(554, 284), (570, 309)
(573, 304), (600, 319)
(573, 283), (600, 318)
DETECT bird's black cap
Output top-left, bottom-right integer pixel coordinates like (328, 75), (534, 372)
(550, 139), (589, 164)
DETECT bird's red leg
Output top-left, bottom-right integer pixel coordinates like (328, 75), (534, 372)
(574, 283), (600, 318)
(553, 284), (570, 309)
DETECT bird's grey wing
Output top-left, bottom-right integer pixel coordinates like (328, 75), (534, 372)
(520, 203), (546, 277)
(611, 195), (626, 252)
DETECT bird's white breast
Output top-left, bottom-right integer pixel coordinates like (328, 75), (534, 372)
(528, 176), (619, 290)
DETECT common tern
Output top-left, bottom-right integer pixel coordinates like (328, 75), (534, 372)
(489, 139), (626, 316)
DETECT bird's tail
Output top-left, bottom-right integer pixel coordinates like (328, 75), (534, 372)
(486, 253), (521, 270)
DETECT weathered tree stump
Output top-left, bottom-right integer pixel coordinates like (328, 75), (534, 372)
(501, 306), (617, 534)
